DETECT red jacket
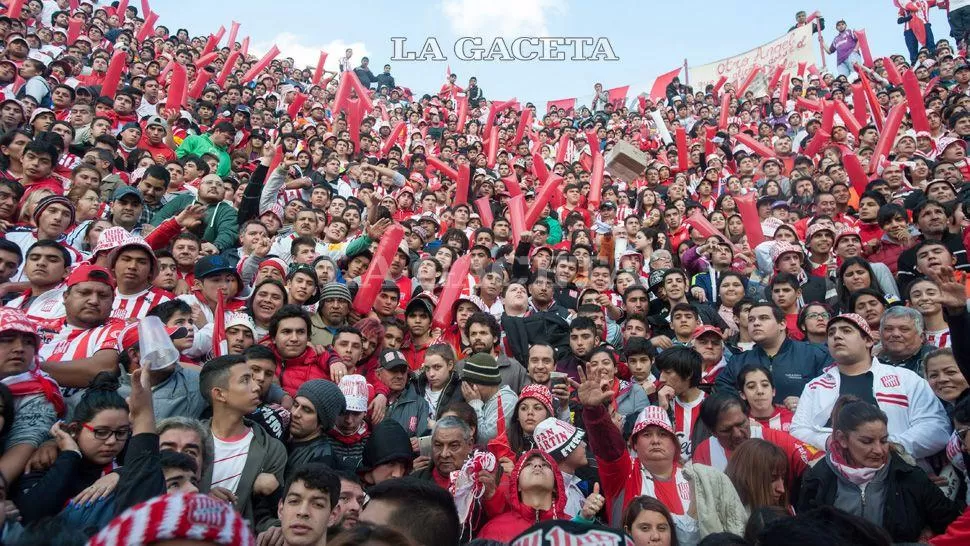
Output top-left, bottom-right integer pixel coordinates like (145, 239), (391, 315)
(864, 236), (914, 276)
(266, 343), (334, 396)
(477, 450), (567, 542)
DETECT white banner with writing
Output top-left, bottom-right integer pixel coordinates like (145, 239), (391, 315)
(689, 25), (817, 91)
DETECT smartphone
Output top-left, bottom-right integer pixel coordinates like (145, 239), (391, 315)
(418, 435), (433, 458)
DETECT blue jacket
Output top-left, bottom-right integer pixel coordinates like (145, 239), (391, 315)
(715, 339), (832, 403)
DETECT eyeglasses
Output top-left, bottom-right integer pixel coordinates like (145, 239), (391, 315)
(806, 312), (831, 320)
(83, 423), (131, 441)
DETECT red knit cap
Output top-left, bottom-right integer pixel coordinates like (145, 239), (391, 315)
(517, 384), (554, 416)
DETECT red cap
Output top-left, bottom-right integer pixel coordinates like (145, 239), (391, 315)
(66, 264), (116, 290)
(691, 325), (723, 341)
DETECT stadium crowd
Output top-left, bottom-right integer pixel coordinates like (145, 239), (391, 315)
(1, 0), (970, 545)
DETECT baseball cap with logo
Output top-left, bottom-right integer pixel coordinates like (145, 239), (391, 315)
(379, 348), (409, 370)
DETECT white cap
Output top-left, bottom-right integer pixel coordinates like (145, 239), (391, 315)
(225, 312), (256, 335)
(339, 374), (369, 412)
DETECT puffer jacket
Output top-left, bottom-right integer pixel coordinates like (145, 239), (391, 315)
(477, 449), (568, 542)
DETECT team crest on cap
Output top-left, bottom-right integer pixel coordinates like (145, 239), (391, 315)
(188, 495), (228, 527)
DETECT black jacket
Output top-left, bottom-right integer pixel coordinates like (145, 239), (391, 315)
(413, 371), (465, 420)
(286, 436), (336, 480)
(797, 452), (962, 542)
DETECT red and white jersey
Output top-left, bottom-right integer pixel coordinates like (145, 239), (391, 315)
(753, 406), (794, 433)
(37, 318), (126, 407)
(6, 286), (66, 322)
(38, 318), (126, 361)
(925, 328), (951, 349)
(672, 391), (706, 459)
(111, 286), (175, 320)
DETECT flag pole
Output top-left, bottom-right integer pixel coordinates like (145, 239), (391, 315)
(683, 58), (690, 86)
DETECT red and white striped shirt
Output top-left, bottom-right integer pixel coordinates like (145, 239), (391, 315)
(753, 406), (795, 433)
(6, 285), (66, 322)
(39, 318), (126, 361)
(38, 318), (126, 406)
(111, 286), (174, 320)
(672, 391), (706, 459)
(925, 328), (951, 349)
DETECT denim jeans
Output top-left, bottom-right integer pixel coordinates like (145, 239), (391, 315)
(837, 50), (862, 77)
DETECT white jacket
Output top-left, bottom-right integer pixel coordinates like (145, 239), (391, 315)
(790, 359), (950, 459)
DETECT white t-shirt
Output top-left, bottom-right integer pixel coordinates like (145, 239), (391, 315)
(425, 388), (443, 419)
(211, 428), (254, 494)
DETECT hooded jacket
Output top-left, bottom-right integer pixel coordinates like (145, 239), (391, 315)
(151, 193), (239, 251)
(385, 380), (431, 437)
(477, 449), (568, 542)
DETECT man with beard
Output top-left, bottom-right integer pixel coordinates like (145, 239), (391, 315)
(107, 185), (146, 235)
(327, 472), (365, 535)
(527, 269), (570, 320)
(285, 379), (347, 480)
(554, 317), (600, 381)
(378, 348), (429, 438)
(456, 312), (528, 392)
(311, 282), (351, 347)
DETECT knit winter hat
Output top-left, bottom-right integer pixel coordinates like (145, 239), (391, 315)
(461, 353), (501, 386)
(33, 194), (75, 225)
(358, 420), (413, 474)
(296, 379), (347, 432)
(517, 384), (554, 416)
(320, 281), (352, 303)
(88, 492), (255, 546)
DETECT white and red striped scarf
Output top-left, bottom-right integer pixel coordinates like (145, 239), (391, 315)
(3, 360), (65, 416)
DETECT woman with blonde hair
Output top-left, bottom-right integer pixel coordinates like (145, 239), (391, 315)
(725, 438), (789, 514)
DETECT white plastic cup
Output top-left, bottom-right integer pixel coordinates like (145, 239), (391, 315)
(138, 316), (179, 371)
